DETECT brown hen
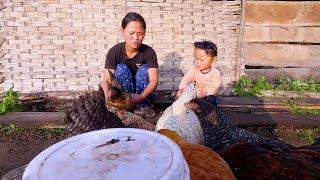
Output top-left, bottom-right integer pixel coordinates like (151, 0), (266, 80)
(158, 129), (235, 180)
(106, 70), (133, 111)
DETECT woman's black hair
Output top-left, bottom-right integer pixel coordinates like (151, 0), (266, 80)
(122, 12), (146, 30)
(194, 40), (217, 57)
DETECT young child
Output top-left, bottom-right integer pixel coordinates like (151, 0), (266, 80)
(176, 40), (222, 104)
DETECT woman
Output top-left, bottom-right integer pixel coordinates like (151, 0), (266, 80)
(102, 12), (159, 118)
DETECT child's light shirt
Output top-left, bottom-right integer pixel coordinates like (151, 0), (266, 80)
(178, 66), (222, 98)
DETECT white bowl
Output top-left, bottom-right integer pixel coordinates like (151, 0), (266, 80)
(23, 128), (190, 180)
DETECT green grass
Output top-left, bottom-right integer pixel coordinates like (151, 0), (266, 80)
(296, 128), (320, 144)
(0, 124), (67, 136)
(283, 98), (320, 115)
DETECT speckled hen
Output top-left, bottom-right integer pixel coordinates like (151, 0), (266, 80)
(186, 98), (293, 152)
(65, 86), (125, 137)
(156, 82), (204, 144)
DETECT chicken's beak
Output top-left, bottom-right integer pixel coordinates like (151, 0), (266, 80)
(108, 90), (115, 98)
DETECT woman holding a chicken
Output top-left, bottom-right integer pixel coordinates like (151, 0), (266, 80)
(102, 12), (159, 118)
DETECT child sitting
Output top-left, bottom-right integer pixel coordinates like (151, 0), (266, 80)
(176, 40), (222, 105)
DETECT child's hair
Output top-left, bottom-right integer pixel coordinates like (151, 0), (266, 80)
(122, 12), (146, 30)
(194, 40), (217, 57)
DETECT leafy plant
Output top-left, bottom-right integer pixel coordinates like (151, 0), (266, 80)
(0, 124), (18, 134)
(233, 76), (257, 97)
(255, 75), (273, 90)
(0, 88), (24, 115)
(233, 75), (273, 97)
(234, 75), (320, 97)
(277, 77), (320, 92)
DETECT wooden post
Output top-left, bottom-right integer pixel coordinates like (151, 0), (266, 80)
(235, 0), (246, 81)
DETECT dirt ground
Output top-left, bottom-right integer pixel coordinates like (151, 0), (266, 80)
(0, 128), (67, 177)
(1, 125), (319, 178)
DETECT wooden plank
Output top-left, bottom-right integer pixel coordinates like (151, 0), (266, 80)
(227, 113), (320, 129)
(1, 111), (319, 129)
(244, 68), (320, 83)
(222, 97), (320, 106)
(0, 112), (65, 128)
(220, 97), (320, 109)
(243, 43), (320, 68)
(246, 1), (320, 26)
(244, 26), (320, 43)
(260, 91), (320, 99)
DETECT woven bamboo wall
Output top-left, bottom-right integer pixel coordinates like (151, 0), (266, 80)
(0, 0), (241, 94)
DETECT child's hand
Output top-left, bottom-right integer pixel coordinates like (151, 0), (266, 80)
(197, 90), (207, 98)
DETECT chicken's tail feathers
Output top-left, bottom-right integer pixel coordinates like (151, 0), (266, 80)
(97, 84), (106, 102)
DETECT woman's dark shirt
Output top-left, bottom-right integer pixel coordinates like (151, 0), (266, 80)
(105, 42), (158, 75)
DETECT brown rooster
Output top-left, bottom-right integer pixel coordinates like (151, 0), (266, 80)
(158, 129), (236, 180)
(64, 86), (125, 137)
(106, 70), (133, 111)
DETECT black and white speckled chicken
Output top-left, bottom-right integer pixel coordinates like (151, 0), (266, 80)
(108, 105), (155, 131)
(64, 86), (125, 137)
(155, 82), (204, 144)
(186, 98), (293, 153)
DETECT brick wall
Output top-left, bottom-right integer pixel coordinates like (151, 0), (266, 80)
(0, 0), (241, 94)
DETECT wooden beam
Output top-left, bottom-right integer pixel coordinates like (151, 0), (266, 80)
(246, 1), (320, 26)
(227, 113), (320, 129)
(220, 97), (320, 109)
(244, 26), (320, 43)
(243, 43), (320, 68)
(244, 68), (320, 83)
(0, 112), (65, 128)
(0, 111), (319, 129)
(236, 0), (247, 80)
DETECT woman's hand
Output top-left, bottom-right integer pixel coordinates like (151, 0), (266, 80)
(102, 69), (115, 101)
(130, 93), (146, 104)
